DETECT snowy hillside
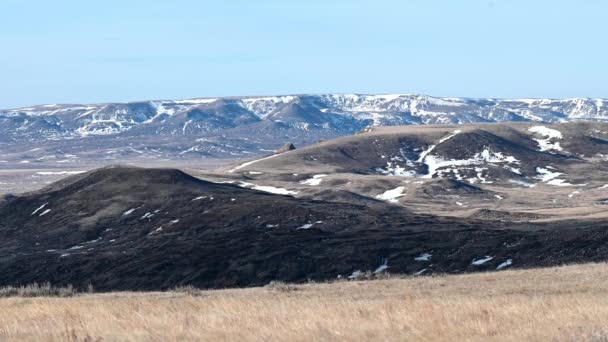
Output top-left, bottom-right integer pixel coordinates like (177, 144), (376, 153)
(1, 94), (608, 161)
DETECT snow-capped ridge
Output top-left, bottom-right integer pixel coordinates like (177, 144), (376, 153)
(3, 94), (608, 142)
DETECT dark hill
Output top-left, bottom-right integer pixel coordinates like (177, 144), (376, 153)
(2, 166), (608, 291)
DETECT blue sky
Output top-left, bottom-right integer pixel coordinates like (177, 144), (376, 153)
(1, 0), (606, 108)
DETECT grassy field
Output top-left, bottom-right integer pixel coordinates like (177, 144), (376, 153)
(2, 263), (608, 341)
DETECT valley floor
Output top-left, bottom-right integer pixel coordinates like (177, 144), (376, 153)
(2, 263), (608, 341)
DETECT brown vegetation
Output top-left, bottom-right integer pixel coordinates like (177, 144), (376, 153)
(2, 263), (608, 341)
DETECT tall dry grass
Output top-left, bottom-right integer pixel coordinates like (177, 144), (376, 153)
(2, 263), (608, 341)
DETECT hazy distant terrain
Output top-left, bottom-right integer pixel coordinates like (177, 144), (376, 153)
(1, 94), (607, 167)
(3, 94), (608, 194)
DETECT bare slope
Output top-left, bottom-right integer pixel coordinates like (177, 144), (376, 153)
(221, 122), (608, 221)
(3, 165), (608, 290)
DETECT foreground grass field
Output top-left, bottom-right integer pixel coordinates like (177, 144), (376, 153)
(2, 263), (608, 341)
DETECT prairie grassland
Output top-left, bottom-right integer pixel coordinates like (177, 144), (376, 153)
(2, 263), (608, 341)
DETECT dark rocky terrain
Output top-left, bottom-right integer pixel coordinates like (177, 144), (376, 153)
(2, 165), (608, 291)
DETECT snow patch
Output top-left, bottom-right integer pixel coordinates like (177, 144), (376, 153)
(496, 259), (513, 270)
(373, 259), (389, 274)
(509, 179), (536, 188)
(297, 221), (323, 230)
(417, 130), (462, 163)
(375, 186), (406, 203)
(123, 208), (137, 216)
(238, 182), (298, 195)
(300, 174), (328, 186)
(528, 126), (564, 152)
(421, 147), (519, 179)
(536, 167), (578, 186)
(36, 171), (86, 176)
(471, 256), (493, 265)
(228, 154), (279, 172)
(31, 203), (48, 216)
(415, 253), (432, 261)
(348, 270), (363, 279)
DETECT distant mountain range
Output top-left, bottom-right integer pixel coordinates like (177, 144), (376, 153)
(2, 94), (607, 163)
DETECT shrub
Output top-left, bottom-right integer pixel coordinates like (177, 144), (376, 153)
(265, 281), (298, 293)
(0, 282), (77, 297)
(171, 285), (205, 296)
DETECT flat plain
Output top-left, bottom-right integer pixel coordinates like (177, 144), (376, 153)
(2, 262), (608, 341)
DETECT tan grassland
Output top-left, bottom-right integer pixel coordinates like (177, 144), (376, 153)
(2, 263), (608, 341)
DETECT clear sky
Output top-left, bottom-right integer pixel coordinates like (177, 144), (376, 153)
(1, 0), (606, 108)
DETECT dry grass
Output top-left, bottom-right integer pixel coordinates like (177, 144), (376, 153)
(3, 263), (608, 341)
(0, 283), (78, 298)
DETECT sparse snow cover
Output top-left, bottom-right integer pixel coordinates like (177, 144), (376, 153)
(373, 259), (389, 274)
(547, 179), (577, 186)
(509, 179), (537, 188)
(348, 270), (363, 279)
(375, 186), (406, 203)
(297, 221), (323, 230)
(250, 185), (298, 195)
(377, 161), (418, 177)
(471, 256), (494, 265)
(415, 253), (432, 261)
(504, 166), (522, 175)
(228, 154), (279, 172)
(240, 96), (298, 119)
(182, 119), (193, 134)
(528, 126), (564, 152)
(36, 171), (86, 176)
(476, 149), (519, 164)
(123, 208), (137, 216)
(417, 130), (462, 164)
(422, 147), (519, 179)
(568, 190), (580, 198)
(4, 95), (608, 144)
(31, 203), (48, 215)
(536, 167), (563, 182)
(238, 181), (298, 195)
(496, 259), (513, 270)
(535, 167), (577, 186)
(172, 98), (217, 105)
(300, 174), (328, 186)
